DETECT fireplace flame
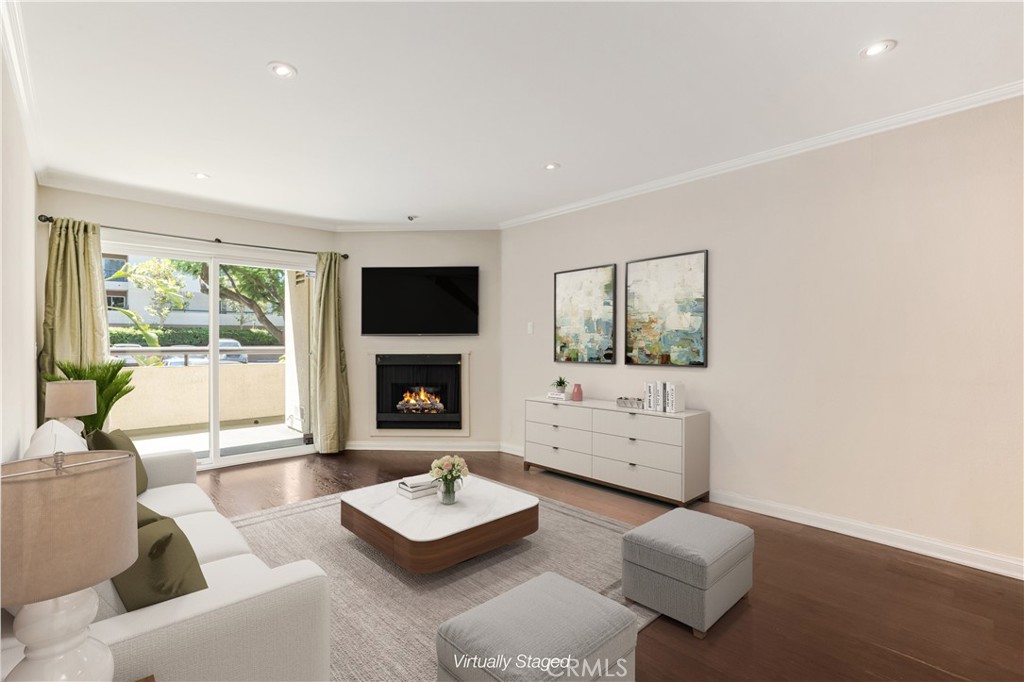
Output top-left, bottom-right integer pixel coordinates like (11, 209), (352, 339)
(397, 387), (446, 414)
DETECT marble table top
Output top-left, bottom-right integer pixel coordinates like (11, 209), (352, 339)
(340, 476), (539, 542)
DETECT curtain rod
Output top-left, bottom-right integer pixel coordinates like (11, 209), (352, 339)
(37, 214), (348, 259)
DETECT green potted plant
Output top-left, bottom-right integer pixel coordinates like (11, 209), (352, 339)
(42, 360), (135, 435)
(550, 376), (569, 399)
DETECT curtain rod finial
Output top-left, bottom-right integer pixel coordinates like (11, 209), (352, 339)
(37, 214), (54, 223)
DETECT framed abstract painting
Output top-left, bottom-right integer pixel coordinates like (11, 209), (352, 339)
(625, 250), (707, 367)
(554, 264), (616, 363)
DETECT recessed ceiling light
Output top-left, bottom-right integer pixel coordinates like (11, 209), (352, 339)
(544, 162), (561, 171)
(192, 172), (210, 180)
(267, 61), (298, 79)
(860, 39), (897, 58)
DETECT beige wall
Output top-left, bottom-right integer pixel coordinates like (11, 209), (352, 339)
(35, 188), (503, 447)
(332, 229), (502, 447)
(109, 364), (286, 432)
(500, 98), (1023, 562)
(1, 53), (39, 461)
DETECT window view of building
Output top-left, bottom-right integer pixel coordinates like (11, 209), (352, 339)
(106, 291), (127, 309)
(102, 254), (127, 280)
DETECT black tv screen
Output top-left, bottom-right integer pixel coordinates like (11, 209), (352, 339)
(361, 266), (479, 335)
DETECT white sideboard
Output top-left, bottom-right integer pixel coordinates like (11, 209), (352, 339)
(523, 397), (710, 505)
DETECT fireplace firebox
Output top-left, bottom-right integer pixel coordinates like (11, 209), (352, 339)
(376, 354), (462, 430)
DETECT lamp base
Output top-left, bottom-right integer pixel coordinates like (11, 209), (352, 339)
(53, 417), (85, 436)
(5, 588), (113, 682)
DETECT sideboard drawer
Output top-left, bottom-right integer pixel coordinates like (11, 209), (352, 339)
(525, 421), (592, 454)
(592, 433), (681, 473)
(592, 456), (682, 501)
(525, 442), (592, 478)
(594, 410), (682, 446)
(525, 401), (592, 431)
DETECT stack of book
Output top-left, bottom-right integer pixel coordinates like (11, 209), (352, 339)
(642, 381), (686, 413)
(397, 473), (438, 499)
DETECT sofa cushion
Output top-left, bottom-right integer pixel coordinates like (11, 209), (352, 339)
(93, 580), (127, 620)
(22, 420), (87, 459)
(112, 518), (208, 611)
(87, 429), (148, 495)
(200, 554), (270, 589)
(138, 484), (216, 519)
(137, 502), (164, 528)
(174, 511), (252, 565)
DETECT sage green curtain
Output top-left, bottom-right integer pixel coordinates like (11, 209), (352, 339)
(37, 218), (109, 420)
(311, 252), (350, 452)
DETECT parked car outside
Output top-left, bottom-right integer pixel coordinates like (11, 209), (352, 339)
(162, 345), (204, 366)
(219, 338), (248, 364)
(164, 343), (244, 366)
(110, 343), (143, 367)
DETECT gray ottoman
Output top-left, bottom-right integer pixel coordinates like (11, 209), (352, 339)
(622, 509), (754, 639)
(436, 572), (637, 681)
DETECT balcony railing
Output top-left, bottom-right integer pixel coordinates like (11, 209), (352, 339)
(109, 345), (285, 367)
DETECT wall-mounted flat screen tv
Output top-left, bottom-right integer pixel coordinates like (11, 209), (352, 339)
(361, 266), (479, 335)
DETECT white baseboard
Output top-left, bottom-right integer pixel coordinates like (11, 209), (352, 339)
(346, 440), (501, 453)
(711, 490), (1023, 581)
(500, 442), (524, 457)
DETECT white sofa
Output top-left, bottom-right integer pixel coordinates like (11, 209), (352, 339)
(2, 429), (331, 682)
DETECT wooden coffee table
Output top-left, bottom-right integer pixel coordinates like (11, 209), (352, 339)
(340, 477), (539, 573)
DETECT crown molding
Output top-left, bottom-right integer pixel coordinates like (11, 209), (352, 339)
(1, 0), (45, 173)
(500, 82), (1024, 230)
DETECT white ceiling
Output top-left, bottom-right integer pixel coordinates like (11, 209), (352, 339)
(8, 2), (1023, 232)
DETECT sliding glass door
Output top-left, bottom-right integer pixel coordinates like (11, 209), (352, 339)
(216, 262), (310, 458)
(103, 240), (315, 467)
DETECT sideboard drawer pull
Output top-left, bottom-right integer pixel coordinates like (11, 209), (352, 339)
(628, 437), (637, 442)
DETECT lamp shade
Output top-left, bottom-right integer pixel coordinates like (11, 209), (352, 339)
(1, 450), (138, 606)
(44, 380), (97, 419)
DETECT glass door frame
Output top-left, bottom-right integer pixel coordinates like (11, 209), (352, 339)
(101, 230), (317, 470)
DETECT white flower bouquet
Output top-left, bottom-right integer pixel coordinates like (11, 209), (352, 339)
(429, 455), (469, 504)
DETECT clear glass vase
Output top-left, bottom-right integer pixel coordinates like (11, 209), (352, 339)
(438, 478), (458, 505)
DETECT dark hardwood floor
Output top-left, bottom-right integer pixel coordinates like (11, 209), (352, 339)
(199, 451), (1024, 682)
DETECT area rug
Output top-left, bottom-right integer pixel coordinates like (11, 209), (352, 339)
(232, 480), (658, 682)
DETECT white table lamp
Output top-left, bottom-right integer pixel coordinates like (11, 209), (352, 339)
(43, 380), (97, 435)
(1, 450), (138, 681)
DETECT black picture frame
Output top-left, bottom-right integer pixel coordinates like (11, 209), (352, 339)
(625, 250), (708, 367)
(553, 264), (616, 364)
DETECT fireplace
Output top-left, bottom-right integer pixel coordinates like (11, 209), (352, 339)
(376, 354), (462, 430)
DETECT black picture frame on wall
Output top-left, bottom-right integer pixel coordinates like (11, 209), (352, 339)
(553, 264), (616, 364)
(625, 250), (708, 367)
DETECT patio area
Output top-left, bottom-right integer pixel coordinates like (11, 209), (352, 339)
(131, 421), (305, 459)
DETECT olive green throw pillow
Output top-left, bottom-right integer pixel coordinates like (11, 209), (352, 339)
(137, 502), (163, 528)
(87, 429), (148, 495)
(112, 518), (208, 611)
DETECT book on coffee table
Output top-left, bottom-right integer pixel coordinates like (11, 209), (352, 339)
(397, 485), (437, 500)
(400, 473), (436, 490)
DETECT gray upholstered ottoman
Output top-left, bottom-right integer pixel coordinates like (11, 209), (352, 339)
(436, 572), (637, 681)
(622, 509), (753, 639)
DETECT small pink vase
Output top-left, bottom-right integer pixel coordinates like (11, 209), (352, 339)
(571, 384), (583, 401)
